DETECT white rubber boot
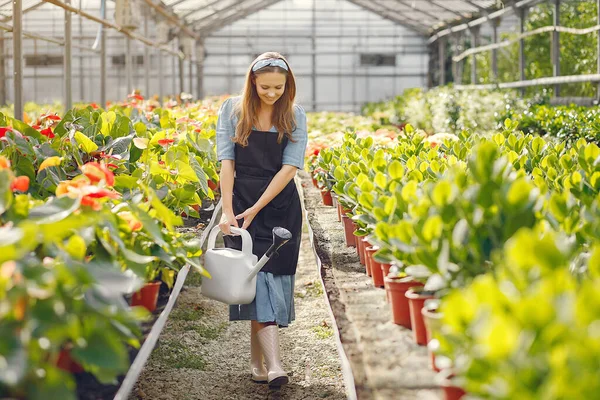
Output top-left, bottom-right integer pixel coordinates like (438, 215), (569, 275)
(256, 324), (289, 388)
(251, 324), (268, 383)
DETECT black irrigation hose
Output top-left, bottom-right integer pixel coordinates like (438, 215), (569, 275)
(114, 199), (223, 400)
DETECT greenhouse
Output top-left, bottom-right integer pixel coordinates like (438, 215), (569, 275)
(1, 0), (599, 399)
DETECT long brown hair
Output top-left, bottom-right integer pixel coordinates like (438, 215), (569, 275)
(232, 52), (297, 147)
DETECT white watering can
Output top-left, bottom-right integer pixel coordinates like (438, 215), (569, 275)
(202, 226), (292, 305)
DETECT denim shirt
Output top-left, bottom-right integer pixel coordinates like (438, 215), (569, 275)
(216, 96), (308, 169)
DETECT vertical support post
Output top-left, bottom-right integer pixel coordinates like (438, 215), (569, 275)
(519, 7), (526, 96)
(492, 18), (499, 81)
(427, 43), (433, 88)
(188, 60), (193, 96)
(126, 38), (132, 94)
(352, 44), (357, 111)
(144, 10), (150, 98)
(33, 40), (38, 102)
(470, 26), (479, 85)
(171, 41), (176, 95)
(158, 49), (164, 103)
(0, 31), (5, 106)
(439, 37), (446, 86)
(79, 0), (84, 101)
(456, 33), (464, 85)
(100, 0), (106, 107)
(311, 0), (317, 111)
(195, 39), (205, 100)
(450, 34), (458, 84)
(178, 39), (184, 95)
(13, 0), (23, 119)
(552, 0), (560, 97)
(64, 0), (73, 111)
(597, 0), (600, 100)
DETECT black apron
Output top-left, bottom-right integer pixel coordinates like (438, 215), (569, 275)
(223, 129), (303, 276)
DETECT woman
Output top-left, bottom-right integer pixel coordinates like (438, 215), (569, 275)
(216, 52), (307, 388)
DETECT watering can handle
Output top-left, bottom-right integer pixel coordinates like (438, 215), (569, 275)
(207, 225), (253, 256)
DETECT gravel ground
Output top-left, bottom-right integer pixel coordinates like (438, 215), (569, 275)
(130, 180), (347, 400)
(299, 171), (441, 400)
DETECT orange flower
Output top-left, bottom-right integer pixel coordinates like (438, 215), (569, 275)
(158, 138), (175, 147)
(56, 178), (119, 211)
(81, 162), (115, 187)
(10, 176), (29, 192)
(117, 211), (143, 231)
(0, 156), (10, 170)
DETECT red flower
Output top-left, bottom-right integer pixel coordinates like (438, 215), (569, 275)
(158, 138), (175, 147)
(31, 125), (41, 130)
(127, 93), (144, 101)
(81, 162), (115, 187)
(90, 103), (99, 109)
(82, 186), (120, 199)
(10, 176), (29, 192)
(40, 113), (61, 121)
(0, 127), (13, 138)
(40, 128), (55, 139)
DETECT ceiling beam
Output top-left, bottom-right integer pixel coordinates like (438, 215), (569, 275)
(394, 0), (445, 22)
(182, 0), (222, 20)
(189, 0), (242, 27)
(346, 0), (429, 35)
(197, 0), (282, 36)
(429, 0), (545, 42)
(430, 0), (472, 19)
(143, 0), (199, 39)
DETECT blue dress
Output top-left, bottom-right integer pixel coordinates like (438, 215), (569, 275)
(216, 97), (307, 328)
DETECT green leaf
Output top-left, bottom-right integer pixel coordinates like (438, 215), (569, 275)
(358, 192), (374, 210)
(589, 246), (600, 279)
(0, 170), (13, 216)
(374, 172), (387, 189)
(530, 137), (546, 155)
(74, 131), (99, 153)
(144, 186), (182, 232)
(11, 117), (44, 140)
(422, 215), (443, 242)
(176, 160), (200, 183)
(28, 196), (81, 224)
(114, 175), (139, 189)
(133, 137), (148, 149)
(134, 121), (147, 136)
(64, 234), (86, 260)
(388, 160), (404, 180)
(100, 111), (117, 136)
(72, 331), (129, 374)
(334, 166), (346, 181)
(432, 181), (453, 207)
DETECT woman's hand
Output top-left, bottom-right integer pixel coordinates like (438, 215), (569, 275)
(219, 209), (239, 235)
(236, 206), (259, 230)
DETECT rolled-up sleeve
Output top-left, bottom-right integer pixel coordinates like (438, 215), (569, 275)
(216, 98), (236, 161)
(282, 105), (308, 169)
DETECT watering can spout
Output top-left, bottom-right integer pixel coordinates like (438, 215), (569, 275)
(248, 227), (292, 280)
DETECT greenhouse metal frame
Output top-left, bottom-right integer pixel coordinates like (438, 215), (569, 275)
(3, 0), (600, 119)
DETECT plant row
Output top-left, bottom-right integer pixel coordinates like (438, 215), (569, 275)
(362, 87), (600, 144)
(308, 118), (600, 399)
(0, 96), (223, 399)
